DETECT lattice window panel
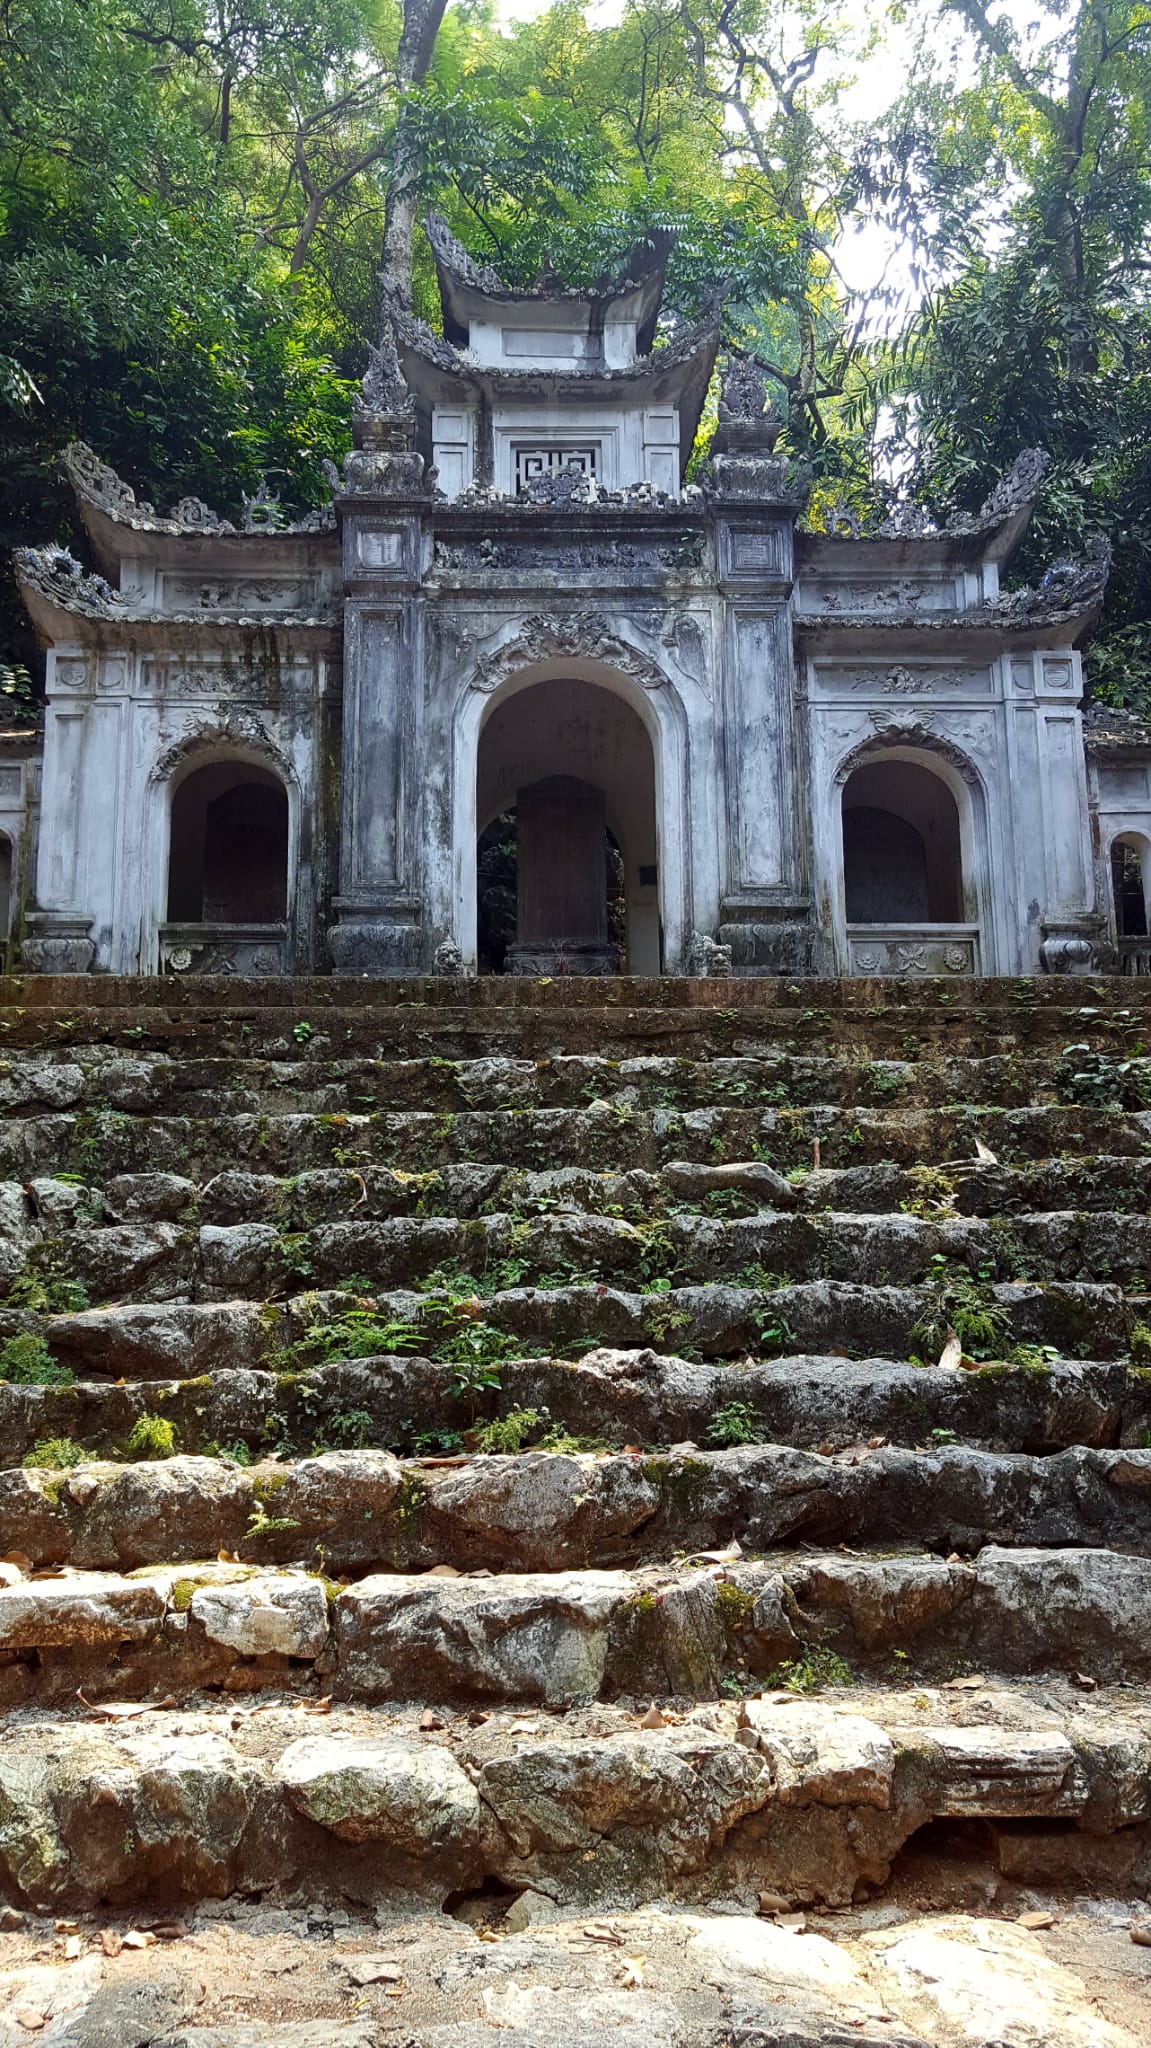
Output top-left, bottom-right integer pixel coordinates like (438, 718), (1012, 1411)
(515, 445), (599, 494)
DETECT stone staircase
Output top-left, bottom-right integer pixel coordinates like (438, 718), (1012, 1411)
(0, 975), (1149, 2048)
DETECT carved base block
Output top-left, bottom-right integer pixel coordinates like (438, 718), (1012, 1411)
(717, 921), (812, 977)
(329, 906), (425, 976)
(22, 915), (96, 975)
(1039, 923), (1106, 975)
(505, 942), (619, 977)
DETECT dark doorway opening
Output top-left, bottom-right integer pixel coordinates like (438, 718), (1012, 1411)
(168, 764), (288, 924)
(476, 802), (626, 975)
(842, 758), (964, 923)
(1111, 839), (1148, 937)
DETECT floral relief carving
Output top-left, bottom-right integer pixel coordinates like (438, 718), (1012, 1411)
(470, 614), (675, 696)
(149, 715), (293, 787)
(836, 717), (982, 788)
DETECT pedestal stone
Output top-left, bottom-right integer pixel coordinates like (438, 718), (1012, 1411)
(505, 776), (617, 976)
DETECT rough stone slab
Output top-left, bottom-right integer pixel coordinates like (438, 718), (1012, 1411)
(860, 1914), (1139, 2047)
(0, 1574), (165, 1649)
(189, 1576), (330, 1660)
(744, 1700), (896, 1809)
(276, 1734), (481, 1852)
(334, 1571), (625, 1705)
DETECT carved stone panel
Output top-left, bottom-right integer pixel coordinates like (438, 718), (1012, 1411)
(848, 927), (979, 976)
(159, 576), (318, 612)
(811, 663), (993, 699)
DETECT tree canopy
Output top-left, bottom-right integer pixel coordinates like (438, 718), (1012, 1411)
(1, 0), (1149, 701)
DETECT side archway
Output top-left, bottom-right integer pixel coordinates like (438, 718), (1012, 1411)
(833, 740), (986, 976)
(1110, 832), (1151, 961)
(150, 735), (298, 974)
(167, 761), (288, 924)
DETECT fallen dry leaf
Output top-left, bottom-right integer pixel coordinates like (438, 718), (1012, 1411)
(937, 1328), (963, 1371)
(121, 1930), (155, 1950)
(299, 1696), (332, 1715)
(507, 1719), (539, 1735)
(419, 1708), (445, 1731)
(1017, 1910), (1055, 1930)
(776, 1912), (807, 1932)
(54, 1920), (78, 1934)
(944, 1674), (987, 1690)
(77, 1693), (177, 1719)
(618, 1957), (646, 1988)
(1130, 1923), (1151, 1947)
(758, 1892), (791, 1916)
(63, 1936), (81, 1961)
(100, 1930), (123, 1957)
(0, 1561), (25, 1586)
(149, 1922), (187, 1942)
(638, 1703), (665, 1729)
(14, 2012), (45, 2032)
(1, 1552), (32, 1572)
(974, 1138), (998, 1164)
(467, 1708), (491, 1726)
(1071, 1671), (1098, 1691)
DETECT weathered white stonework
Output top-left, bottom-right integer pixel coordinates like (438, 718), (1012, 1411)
(9, 225), (1137, 977)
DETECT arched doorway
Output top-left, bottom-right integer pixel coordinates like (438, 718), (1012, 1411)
(840, 752), (980, 975)
(160, 758), (291, 973)
(475, 676), (659, 973)
(1111, 834), (1150, 938)
(0, 834), (13, 950)
(168, 763), (288, 923)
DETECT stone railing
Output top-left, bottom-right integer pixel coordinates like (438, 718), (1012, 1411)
(847, 923), (980, 977)
(1118, 935), (1151, 976)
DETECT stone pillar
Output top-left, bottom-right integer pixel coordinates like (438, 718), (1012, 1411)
(327, 350), (433, 974)
(706, 358), (812, 976)
(506, 776), (617, 975)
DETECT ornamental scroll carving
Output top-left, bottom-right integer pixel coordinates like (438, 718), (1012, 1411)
(834, 717), (982, 789)
(470, 615), (675, 697)
(149, 715), (294, 788)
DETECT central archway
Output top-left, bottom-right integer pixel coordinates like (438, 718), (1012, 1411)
(475, 675), (660, 973)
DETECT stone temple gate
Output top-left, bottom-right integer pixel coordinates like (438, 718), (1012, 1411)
(8, 216), (1142, 978)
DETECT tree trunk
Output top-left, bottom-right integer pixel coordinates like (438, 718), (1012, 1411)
(380, 0), (448, 312)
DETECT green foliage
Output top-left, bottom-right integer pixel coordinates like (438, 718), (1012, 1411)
(290, 1301), (424, 1366)
(707, 1400), (766, 1447)
(910, 1254), (1009, 1362)
(768, 1646), (853, 1692)
(23, 1435), (84, 1467)
(0, 1333), (73, 1386)
(124, 1412), (177, 1459)
(474, 1407), (544, 1454)
(2, 0), (1148, 692)
(1130, 1322), (1151, 1365)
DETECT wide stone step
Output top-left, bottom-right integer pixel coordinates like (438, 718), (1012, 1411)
(2, 1274), (1136, 1366)
(4, 1547), (1151, 1705)
(8, 1154), (1151, 1239)
(6, 1208), (1151, 1308)
(0, 1682), (1148, 1922)
(6, 1442), (1151, 1575)
(0, 1048), (1148, 1117)
(2, 1346), (1143, 1467)
(1, 1101), (1144, 1185)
